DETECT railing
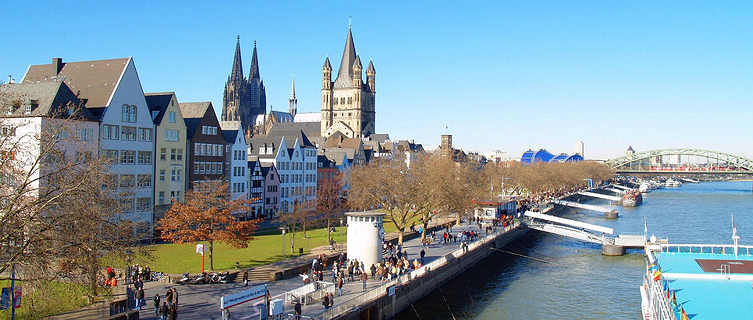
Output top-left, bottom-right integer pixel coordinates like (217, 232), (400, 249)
(643, 266), (676, 320)
(312, 222), (520, 319)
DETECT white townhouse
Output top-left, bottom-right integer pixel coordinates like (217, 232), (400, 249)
(220, 121), (248, 203)
(248, 127), (317, 214)
(23, 58), (156, 238)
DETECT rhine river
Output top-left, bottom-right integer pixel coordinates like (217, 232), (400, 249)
(397, 181), (753, 320)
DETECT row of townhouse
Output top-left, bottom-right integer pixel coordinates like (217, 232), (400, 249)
(0, 57), (296, 239)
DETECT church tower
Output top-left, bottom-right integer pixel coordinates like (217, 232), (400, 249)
(289, 79), (297, 118)
(223, 36), (245, 124)
(320, 26), (376, 139)
(247, 41), (266, 121)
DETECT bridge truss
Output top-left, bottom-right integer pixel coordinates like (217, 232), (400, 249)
(606, 148), (753, 174)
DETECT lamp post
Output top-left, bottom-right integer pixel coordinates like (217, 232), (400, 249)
(339, 218), (344, 245)
(280, 226), (286, 257)
(501, 177), (512, 197)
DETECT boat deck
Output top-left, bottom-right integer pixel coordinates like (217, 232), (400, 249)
(653, 251), (753, 319)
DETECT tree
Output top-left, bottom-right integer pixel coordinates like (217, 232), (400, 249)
(157, 182), (256, 271)
(280, 203), (315, 254)
(317, 171), (345, 242)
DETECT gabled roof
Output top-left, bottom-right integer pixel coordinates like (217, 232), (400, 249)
(179, 102), (212, 139)
(144, 92), (175, 124)
(269, 110), (293, 123)
(267, 127), (315, 148)
(22, 57), (130, 109)
(334, 28), (358, 89)
(260, 162), (278, 178)
(0, 79), (96, 120)
(220, 121), (242, 144)
(273, 121), (321, 138)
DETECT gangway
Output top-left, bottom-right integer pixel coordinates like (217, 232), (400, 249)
(613, 184), (633, 191)
(577, 191), (622, 202)
(524, 211), (613, 234)
(605, 187), (626, 194)
(523, 211), (639, 256)
(550, 199), (615, 213)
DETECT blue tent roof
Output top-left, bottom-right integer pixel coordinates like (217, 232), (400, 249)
(521, 149), (582, 164)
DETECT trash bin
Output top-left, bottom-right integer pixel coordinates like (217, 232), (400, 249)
(299, 248), (303, 256)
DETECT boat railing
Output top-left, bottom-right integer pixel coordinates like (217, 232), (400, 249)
(657, 243), (753, 255)
(643, 266), (677, 320)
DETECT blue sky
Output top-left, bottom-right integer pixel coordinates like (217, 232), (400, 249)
(2, 1), (751, 159)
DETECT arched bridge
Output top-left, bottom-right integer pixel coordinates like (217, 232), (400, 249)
(606, 148), (753, 174)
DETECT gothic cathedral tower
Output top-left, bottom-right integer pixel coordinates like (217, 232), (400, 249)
(321, 26), (376, 139)
(222, 37), (266, 136)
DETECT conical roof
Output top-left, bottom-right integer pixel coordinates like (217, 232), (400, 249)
(334, 28), (357, 88)
(230, 36), (244, 82)
(323, 57), (332, 71)
(367, 60), (375, 74)
(249, 41), (260, 80)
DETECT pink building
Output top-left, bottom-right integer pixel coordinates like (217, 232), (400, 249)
(260, 162), (280, 218)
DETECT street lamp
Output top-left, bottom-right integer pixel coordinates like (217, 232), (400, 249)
(280, 226), (286, 256)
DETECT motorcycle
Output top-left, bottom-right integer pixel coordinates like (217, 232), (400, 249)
(177, 273), (191, 285)
(209, 272), (230, 284)
(189, 273), (208, 285)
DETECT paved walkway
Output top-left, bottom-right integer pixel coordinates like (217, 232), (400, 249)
(134, 222), (497, 320)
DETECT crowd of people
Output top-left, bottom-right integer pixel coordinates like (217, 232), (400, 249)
(152, 287), (179, 320)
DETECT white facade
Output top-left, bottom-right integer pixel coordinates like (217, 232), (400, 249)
(257, 137), (317, 214)
(225, 127), (248, 201)
(97, 60), (155, 235)
(346, 211), (384, 269)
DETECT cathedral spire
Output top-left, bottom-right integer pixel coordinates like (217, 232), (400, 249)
(249, 41), (260, 80)
(289, 78), (297, 117)
(333, 26), (357, 89)
(230, 35), (244, 82)
(290, 78), (296, 99)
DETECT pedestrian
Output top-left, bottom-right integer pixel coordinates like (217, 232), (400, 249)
(159, 302), (168, 320)
(135, 287), (144, 310)
(168, 301), (177, 320)
(370, 264), (376, 279)
(420, 249), (426, 265)
(153, 294), (161, 317)
(322, 292), (330, 309)
(337, 275), (344, 296)
(243, 270), (249, 286)
(294, 300), (302, 319)
(361, 269), (368, 292)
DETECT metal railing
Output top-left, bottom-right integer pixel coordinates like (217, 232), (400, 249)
(312, 222), (520, 319)
(658, 243), (753, 255)
(643, 266), (676, 320)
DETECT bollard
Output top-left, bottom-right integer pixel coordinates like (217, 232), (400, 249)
(604, 210), (619, 219)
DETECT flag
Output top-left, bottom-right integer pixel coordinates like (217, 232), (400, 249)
(672, 291), (677, 306)
(653, 270), (662, 281)
(681, 307), (689, 320)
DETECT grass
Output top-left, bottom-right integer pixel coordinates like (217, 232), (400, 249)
(0, 280), (103, 320)
(122, 214), (433, 275)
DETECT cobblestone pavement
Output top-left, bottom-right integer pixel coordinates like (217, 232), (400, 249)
(136, 222), (493, 320)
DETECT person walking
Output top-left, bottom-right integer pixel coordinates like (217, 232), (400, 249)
(159, 302), (168, 320)
(294, 300), (302, 319)
(337, 275), (344, 296)
(153, 294), (161, 317)
(360, 269), (368, 292)
(243, 270), (249, 286)
(420, 249), (426, 265)
(135, 287), (144, 310)
(322, 293), (330, 310)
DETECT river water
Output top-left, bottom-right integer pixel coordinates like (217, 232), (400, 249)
(397, 181), (753, 320)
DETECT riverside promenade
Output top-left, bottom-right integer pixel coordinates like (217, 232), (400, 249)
(128, 220), (521, 320)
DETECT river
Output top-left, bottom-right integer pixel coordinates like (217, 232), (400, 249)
(397, 181), (753, 320)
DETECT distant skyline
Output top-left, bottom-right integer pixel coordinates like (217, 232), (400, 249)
(2, 1), (751, 159)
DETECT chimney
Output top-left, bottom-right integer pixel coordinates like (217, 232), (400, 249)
(52, 58), (63, 74)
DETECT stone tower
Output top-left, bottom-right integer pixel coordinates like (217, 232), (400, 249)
(289, 79), (297, 118)
(321, 26), (376, 139)
(222, 38), (266, 137)
(441, 134), (453, 158)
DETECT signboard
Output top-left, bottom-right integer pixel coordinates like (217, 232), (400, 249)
(220, 284), (267, 309)
(270, 299), (284, 316)
(13, 287), (20, 308)
(387, 285), (395, 297)
(0, 288), (8, 310)
(196, 244), (205, 255)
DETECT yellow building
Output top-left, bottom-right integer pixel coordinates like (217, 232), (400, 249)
(145, 92), (187, 222)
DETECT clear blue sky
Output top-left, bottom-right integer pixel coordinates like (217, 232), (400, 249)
(2, 1), (751, 159)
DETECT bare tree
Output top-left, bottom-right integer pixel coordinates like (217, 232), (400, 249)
(317, 171), (345, 242)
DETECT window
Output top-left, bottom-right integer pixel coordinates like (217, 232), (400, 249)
(138, 128), (152, 141)
(171, 168), (177, 181)
(120, 151), (136, 164)
(168, 111), (176, 123)
(121, 126), (137, 141)
(160, 148), (167, 160)
(194, 143), (200, 155)
(119, 175), (135, 188)
(104, 174), (118, 190)
(121, 104), (137, 123)
(120, 198), (134, 212)
(176, 149), (183, 161)
(159, 192), (165, 205)
(160, 170), (166, 181)
(136, 197), (151, 211)
(202, 126), (217, 135)
(165, 129), (178, 141)
(137, 174), (152, 187)
(103, 149), (118, 161)
(75, 128), (94, 141)
(170, 149), (177, 160)
(102, 125), (119, 140)
(137, 151), (152, 164)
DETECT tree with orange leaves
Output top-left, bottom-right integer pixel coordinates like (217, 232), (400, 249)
(157, 182), (256, 270)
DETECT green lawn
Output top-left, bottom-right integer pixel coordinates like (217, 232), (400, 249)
(0, 280), (100, 319)
(127, 215), (419, 275)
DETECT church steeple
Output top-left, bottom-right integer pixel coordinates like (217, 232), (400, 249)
(334, 26), (357, 89)
(289, 78), (297, 117)
(230, 35), (244, 82)
(248, 41), (260, 81)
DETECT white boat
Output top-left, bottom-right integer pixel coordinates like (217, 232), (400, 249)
(665, 178), (681, 187)
(639, 183), (650, 193)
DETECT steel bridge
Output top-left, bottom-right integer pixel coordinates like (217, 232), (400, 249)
(606, 148), (753, 174)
